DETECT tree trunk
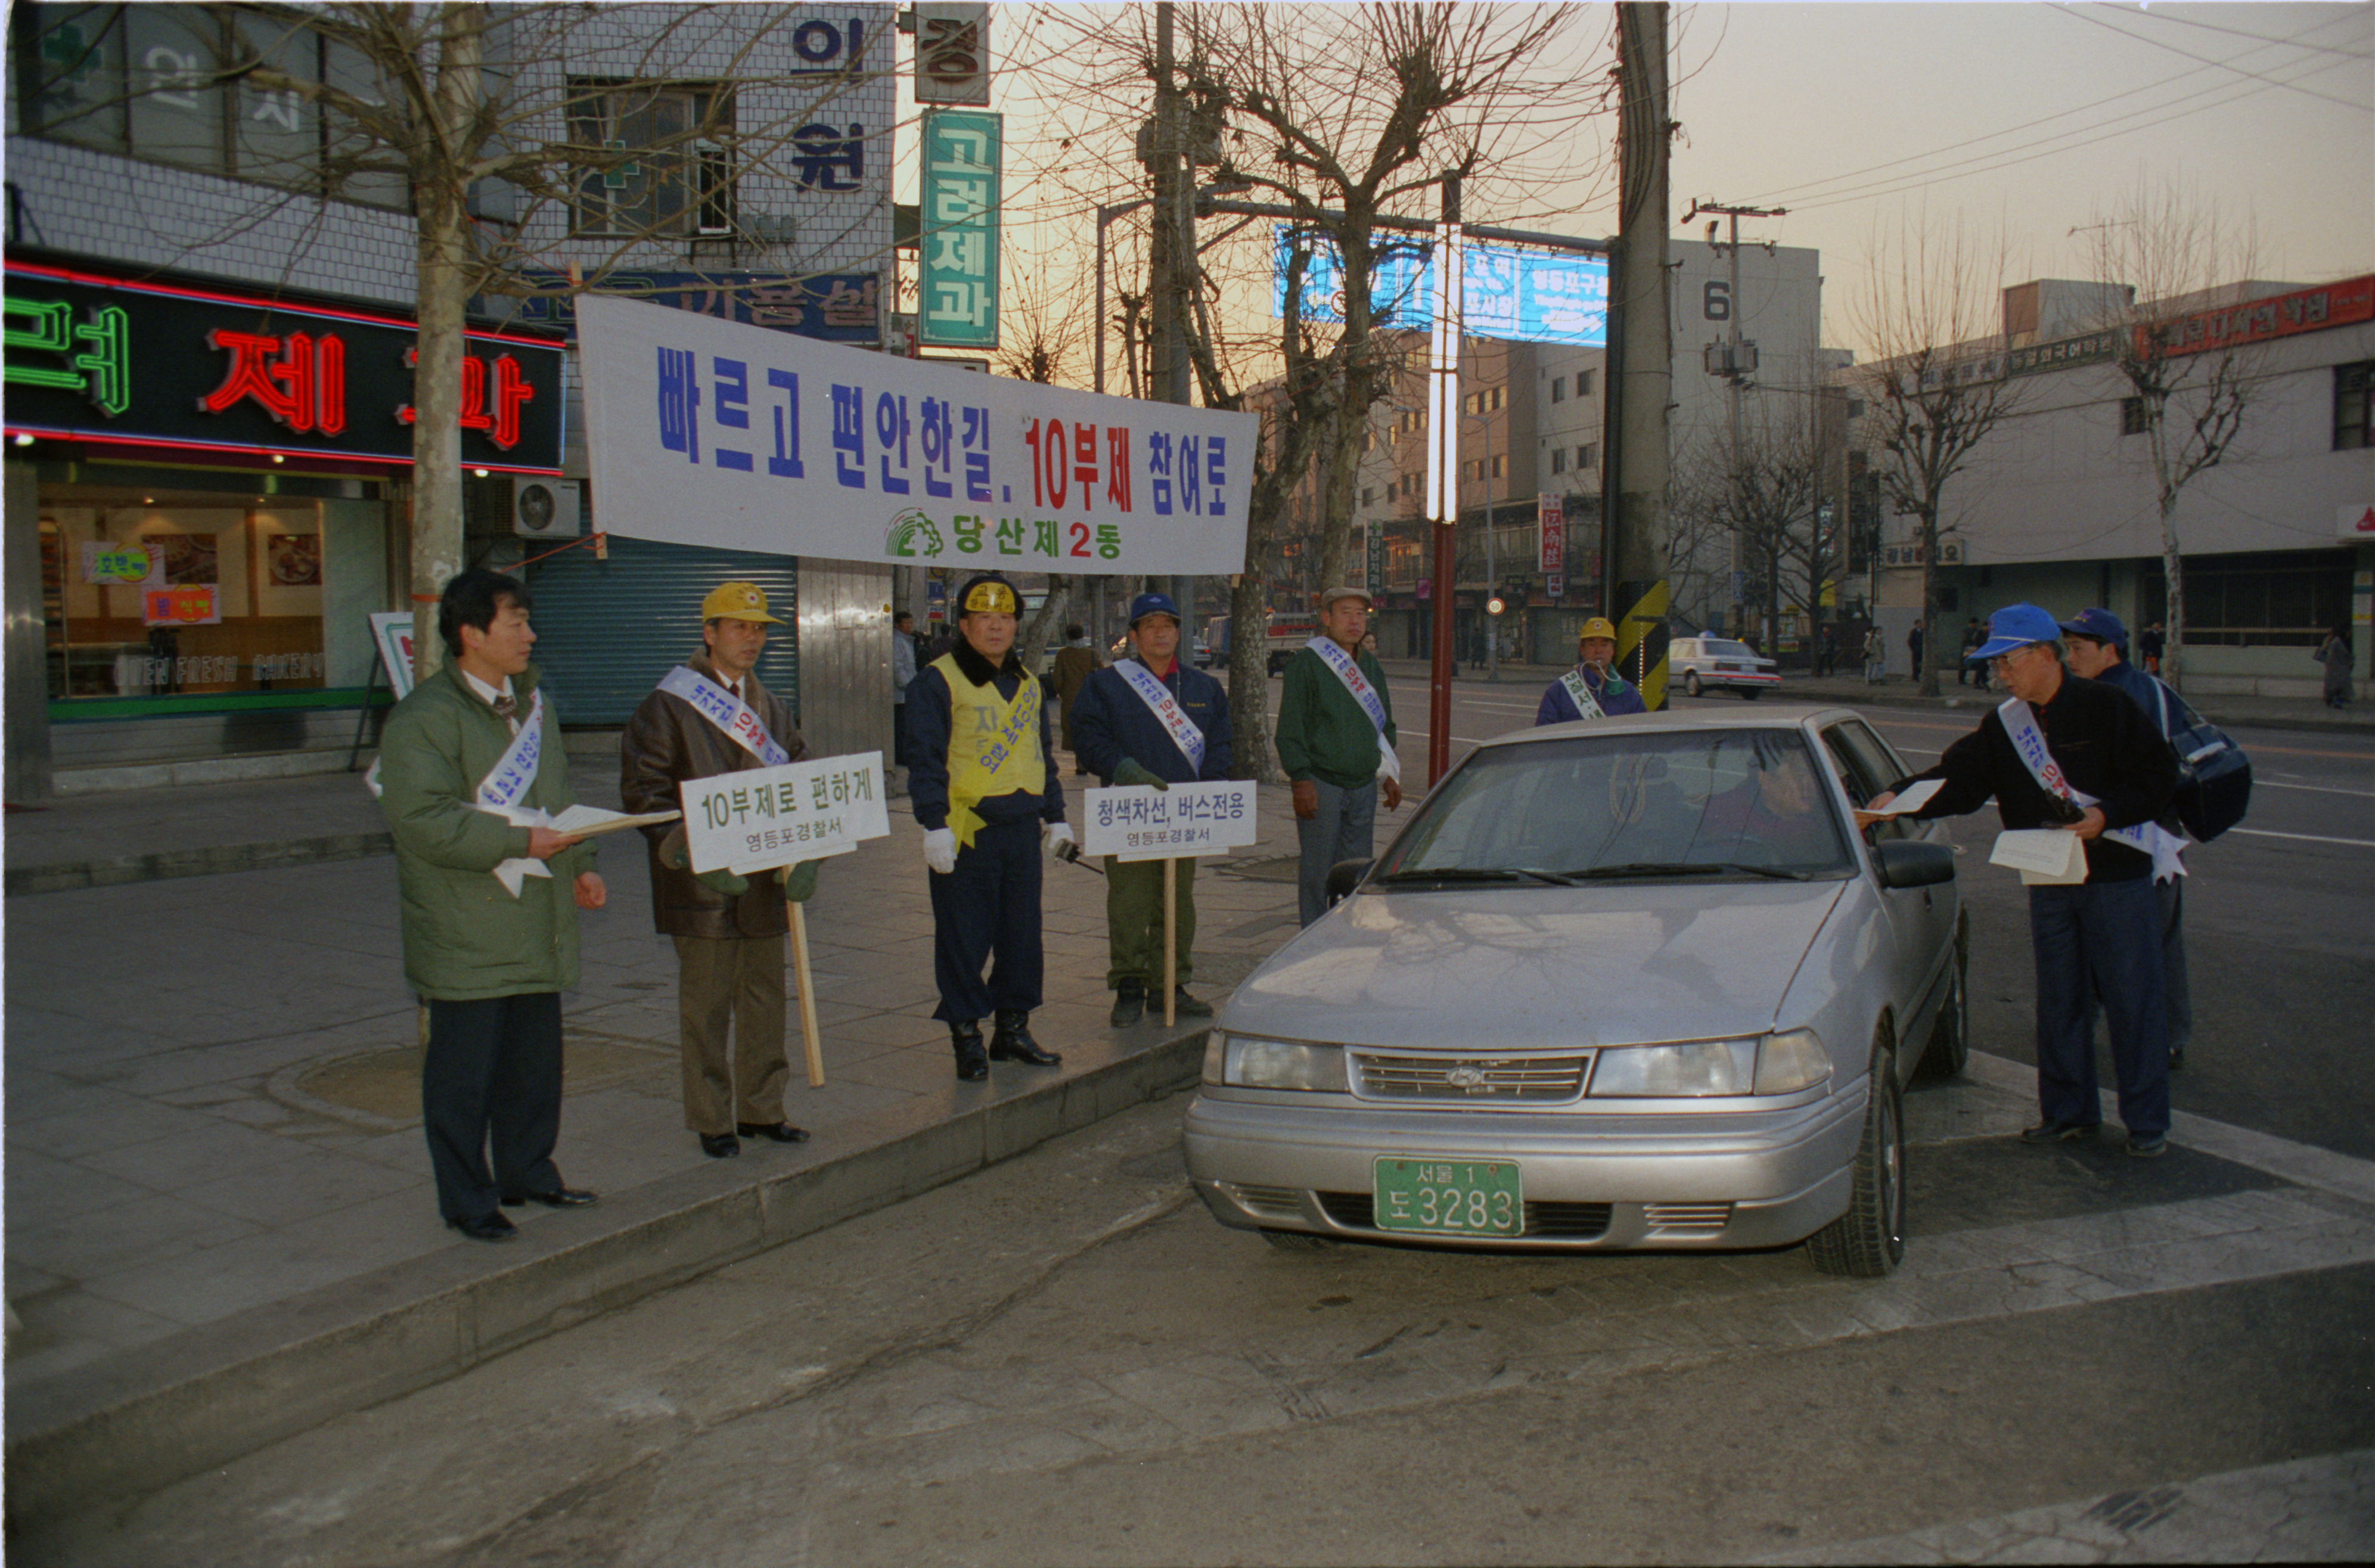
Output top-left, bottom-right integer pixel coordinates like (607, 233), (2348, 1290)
(1016, 575), (1072, 675)
(1226, 571), (1280, 783)
(2159, 496), (2185, 693)
(1916, 503), (1941, 698)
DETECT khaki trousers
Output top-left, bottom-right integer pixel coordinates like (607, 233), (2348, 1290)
(1105, 855), (1195, 991)
(672, 933), (788, 1134)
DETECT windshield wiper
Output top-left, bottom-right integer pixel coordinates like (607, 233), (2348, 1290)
(1374, 867), (1582, 887)
(1567, 861), (1813, 882)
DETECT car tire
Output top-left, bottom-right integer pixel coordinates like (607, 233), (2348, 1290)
(1684, 672), (1704, 698)
(1915, 915), (1972, 1083)
(1807, 1043), (1907, 1278)
(1259, 1229), (1334, 1252)
(1741, 687), (1763, 701)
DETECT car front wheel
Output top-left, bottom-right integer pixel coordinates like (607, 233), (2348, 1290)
(1741, 687), (1763, 700)
(1684, 672), (1704, 697)
(1807, 1044), (1907, 1277)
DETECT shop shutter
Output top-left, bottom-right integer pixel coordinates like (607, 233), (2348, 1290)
(523, 538), (799, 725)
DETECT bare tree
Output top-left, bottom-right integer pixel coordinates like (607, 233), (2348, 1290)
(2080, 184), (2262, 691)
(1849, 217), (2021, 697)
(1674, 386), (1837, 660)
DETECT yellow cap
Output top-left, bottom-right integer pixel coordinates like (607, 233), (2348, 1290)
(958, 576), (1020, 615)
(1579, 616), (1619, 643)
(701, 582), (784, 624)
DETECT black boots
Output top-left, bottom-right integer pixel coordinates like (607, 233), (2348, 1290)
(951, 1020), (989, 1081)
(1109, 982), (1146, 1028)
(989, 1010), (1061, 1066)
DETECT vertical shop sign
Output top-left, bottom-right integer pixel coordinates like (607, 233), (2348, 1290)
(920, 110), (1001, 349)
(915, 4), (991, 105)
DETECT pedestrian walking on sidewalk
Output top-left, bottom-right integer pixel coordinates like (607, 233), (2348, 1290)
(621, 582), (819, 1162)
(378, 569), (604, 1243)
(1907, 622), (1926, 682)
(1534, 616), (1645, 725)
(1863, 625), (1887, 684)
(2317, 624), (2354, 709)
(1959, 617), (1987, 686)
(1861, 603), (2182, 1158)
(903, 574), (1071, 1081)
(891, 610), (918, 769)
(1070, 592), (1233, 1027)
(1277, 586), (1402, 927)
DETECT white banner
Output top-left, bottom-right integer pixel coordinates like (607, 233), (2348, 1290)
(578, 295), (1255, 575)
(1081, 781), (1259, 863)
(680, 751), (892, 876)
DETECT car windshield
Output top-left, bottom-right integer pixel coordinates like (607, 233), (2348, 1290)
(1705, 640), (1758, 659)
(1376, 728), (1854, 883)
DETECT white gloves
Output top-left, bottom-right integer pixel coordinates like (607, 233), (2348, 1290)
(923, 826), (958, 875)
(1043, 821), (1076, 861)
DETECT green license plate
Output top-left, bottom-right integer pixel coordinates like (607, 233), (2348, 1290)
(1373, 1157), (1524, 1237)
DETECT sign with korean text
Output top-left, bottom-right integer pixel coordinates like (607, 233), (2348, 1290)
(920, 110), (1001, 349)
(2340, 503), (2375, 542)
(2005, 328), (2118, 379)
(1277, 228), (1609, 347)
(82, 542), (153, 585)
(370, 611), (418, 698)
(915, 3), (991, 105)
(2150, 274), (2375, 359)
(679, 751), (892, 877)
(1538, 492), (1564, 576)
(514, 272), (881, 343)
(143, 584), (220, 626)
(3, 258), (565, 471)
(576, 294), (1255, 573)
(1081, 781), (1259, 863)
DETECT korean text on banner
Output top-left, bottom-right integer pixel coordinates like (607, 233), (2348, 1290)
(921, 110), (999, 347)
(1081, 781), (1259, 863)
(577, 294), (1256, 575)
(680, 752), (893, 877)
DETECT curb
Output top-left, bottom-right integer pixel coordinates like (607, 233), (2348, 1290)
(4, 831), (395, 898)
(1, 1029), (1209, 1528)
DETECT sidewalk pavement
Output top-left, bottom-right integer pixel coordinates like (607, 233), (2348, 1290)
(2, 746), (1362, 1526)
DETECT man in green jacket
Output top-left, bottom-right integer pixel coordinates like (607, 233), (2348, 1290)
(1275, 586), (1402, 926)
(379, 569), (605, 1242)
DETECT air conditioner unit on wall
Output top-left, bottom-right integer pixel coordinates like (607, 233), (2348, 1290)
(513, 478), (582, 539)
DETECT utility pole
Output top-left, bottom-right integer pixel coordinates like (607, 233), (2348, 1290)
(1606, 2), (1672, 707)
(1424, 172), (1465, 785)
(1683, 197), (1783, 639)
(1145, 2), (1199, 625)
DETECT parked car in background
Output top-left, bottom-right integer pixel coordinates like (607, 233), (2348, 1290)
(1671, 636), (1783, 699)
(1184, 706), (1967, 1276)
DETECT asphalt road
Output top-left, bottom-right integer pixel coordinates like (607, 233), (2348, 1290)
(1383, 675), (2375, 1163)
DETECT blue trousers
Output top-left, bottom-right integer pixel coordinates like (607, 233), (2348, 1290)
(929, 814), (1044, 1023)
(2029, 878), (2170, 1137)
(1296, 776), (1378, 927)
(423, 992), (565, 1224)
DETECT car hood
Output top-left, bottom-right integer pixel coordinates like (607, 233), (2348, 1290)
(1224, 881), (1845, 1051)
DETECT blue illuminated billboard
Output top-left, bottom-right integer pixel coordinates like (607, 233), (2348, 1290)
(1273, 226), (1608, 346)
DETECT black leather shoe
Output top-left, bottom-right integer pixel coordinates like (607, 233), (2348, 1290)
(952, 1020), (990, 1081)
(2126, 1132), (2169, 1158)
(1109, 983), (1146, 1028)
(989, 1010), (1061, 1067)
(700, 1132), (741, 1159)
(737, 1121), (812, 1144)
(501, 1187), (598, 1208)
(1169, 988), (1215, 1019)
(2020, 1118), (2101, 1144)
(446, 1212), (519, 1243)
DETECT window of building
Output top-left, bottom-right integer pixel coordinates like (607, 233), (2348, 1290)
(1488, 385), (1504, 411)
(2336, 361), (2374, 451)
(570, 79), (735, 237)
(1361, 488), (1374, 508)
(1575, 370), (1594, 396)
(1385, 480), (1398, 501)
(2154, 549), (2354, 648)
(1490, 453), (1505, 478)
(1550, 448), (1567, 475)
(2119, 396), (2154, 436)
(1576, 443), (1598, 468)
(1550, 376), (1566, 403)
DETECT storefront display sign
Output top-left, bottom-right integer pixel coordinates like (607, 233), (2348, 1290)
(512, 271), (881, 343)
(577, 294), (1256, 574)
(82, 541), (152, 584)
(370, 611), (418, 699)
(680, 751), (892, 876)
(4, 257), (565, 472)
(144, 584), (221, 626)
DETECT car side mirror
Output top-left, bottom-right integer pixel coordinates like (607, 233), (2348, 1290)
(1874, 839), (1956, 889)
(1324, 858), (1373, 908)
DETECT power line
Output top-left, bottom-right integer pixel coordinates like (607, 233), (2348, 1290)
(2082, 2), (2374, 60)
(2050, 2), (2375, 111)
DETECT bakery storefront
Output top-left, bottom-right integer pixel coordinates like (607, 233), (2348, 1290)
(4, 254), (564, 794)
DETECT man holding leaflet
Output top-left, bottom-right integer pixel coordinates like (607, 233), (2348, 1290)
(379, 570), (604, 1241)
(1858, 603), (2181, 1157)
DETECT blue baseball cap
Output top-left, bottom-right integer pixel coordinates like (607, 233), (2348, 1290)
(1967, 603), (2064, 663)
(1127, 592), (1181, 627)
(2057, 607), (2129, 650)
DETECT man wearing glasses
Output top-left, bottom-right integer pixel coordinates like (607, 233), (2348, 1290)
(1859, 604), (2182, 1158)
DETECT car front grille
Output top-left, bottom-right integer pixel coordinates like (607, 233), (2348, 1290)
(1230, 1182), (1305, 1220)
(1349, 1052), (1591, 1105)
(1642, 1202), (1734, 1234)
(1315, 1191), (1613, 1240)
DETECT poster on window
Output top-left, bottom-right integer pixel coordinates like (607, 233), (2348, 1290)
(576, 295), (1256, 575)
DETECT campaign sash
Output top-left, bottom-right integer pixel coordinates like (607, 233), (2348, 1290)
(1306, 636), (1401, 784)
(658, 665), (793, 767)
(1998, 696), (2187, 882)
(476, 689), (551, 897)
(1557, 668), (1607, 722)
(1115, 659), (1206, 773)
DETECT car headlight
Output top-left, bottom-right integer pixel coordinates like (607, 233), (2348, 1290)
(1589, 1039), (1756, 1097)
(1219, 1034), (1349, 1092)
(1753, 1029), (1832, 1095)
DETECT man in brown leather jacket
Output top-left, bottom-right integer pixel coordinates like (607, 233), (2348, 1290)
(621, 582), (819, 1159)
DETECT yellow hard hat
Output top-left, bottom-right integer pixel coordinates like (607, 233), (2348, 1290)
(957, 574), (1020, 616)
(700, 581), (784, 624)
(1579, 616), (1619, 644)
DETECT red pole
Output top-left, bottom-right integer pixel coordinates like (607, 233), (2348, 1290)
(1428, 527), (1457, 786)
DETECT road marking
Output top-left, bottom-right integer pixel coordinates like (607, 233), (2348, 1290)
(2255, 778), (2375, 799)
(2225, 827), (2375, 850)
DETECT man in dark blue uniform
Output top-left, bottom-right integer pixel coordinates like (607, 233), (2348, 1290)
(1536, 616), (1647, 724)
(1068, 592), (1235, 1027)
(901, 574), (1070, 1080)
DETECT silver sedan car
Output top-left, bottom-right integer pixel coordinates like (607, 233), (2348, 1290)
(1184, 707), (1967, 1276)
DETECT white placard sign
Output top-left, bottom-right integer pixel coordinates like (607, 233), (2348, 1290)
(680, 752), (892, 876)
(1082, 782), (1259, 863)
(576, 294), (1256, 575)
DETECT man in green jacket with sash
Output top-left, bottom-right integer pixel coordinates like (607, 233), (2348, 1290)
(379, 570), (605, 1242)
(1275, 586), (1402, 926)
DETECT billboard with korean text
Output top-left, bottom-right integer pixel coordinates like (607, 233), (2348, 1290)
(577, 295), (1253, 574)
(1274, 228), (1609, 346)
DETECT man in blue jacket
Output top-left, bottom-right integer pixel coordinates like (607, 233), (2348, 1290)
(1069, 592), (1234, 1026)
(1536, 616), (1647, 724)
